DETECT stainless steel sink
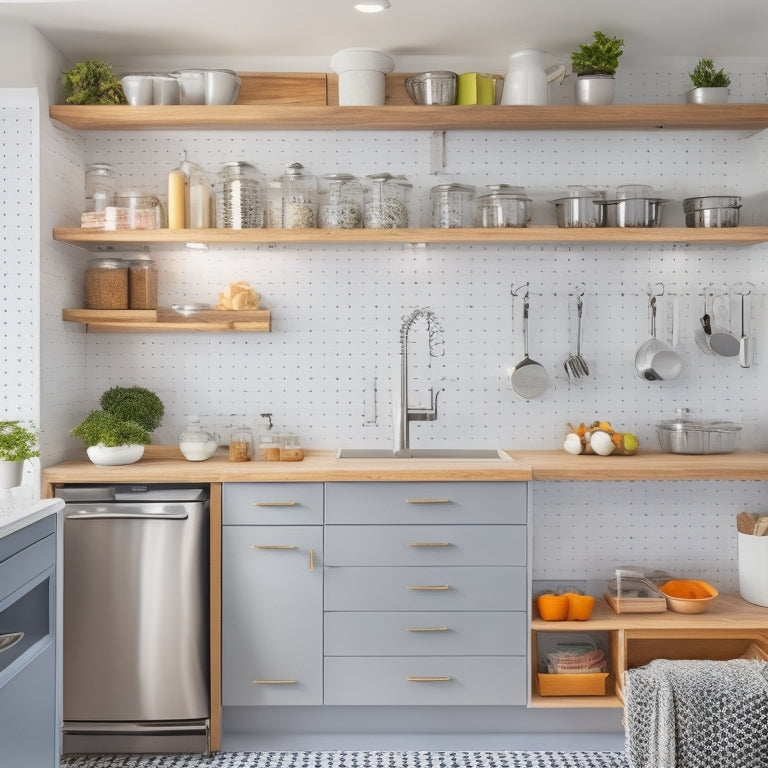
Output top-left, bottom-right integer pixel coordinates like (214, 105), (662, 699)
(336, 448), (510, 460)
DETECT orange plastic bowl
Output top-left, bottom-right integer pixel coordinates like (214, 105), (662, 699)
(659, 579), (718, 613)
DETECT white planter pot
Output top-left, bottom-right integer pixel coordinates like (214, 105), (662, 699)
(575, 74), (616, 106)
(330, 48), (395, 106)
(686, 87), (729, 105)
(86, 444), (145, 466)
(0, 460), (24, 489)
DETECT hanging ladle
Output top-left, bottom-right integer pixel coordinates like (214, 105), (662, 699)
(508, 290), (549, 398)
(564, 293), (589, 382)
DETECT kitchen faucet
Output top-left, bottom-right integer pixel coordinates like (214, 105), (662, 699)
(393, 307), (445, 454)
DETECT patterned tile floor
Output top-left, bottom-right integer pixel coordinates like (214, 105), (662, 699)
(60, 751), (629, 768)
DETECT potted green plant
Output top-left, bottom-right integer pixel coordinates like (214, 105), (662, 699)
(60, 59), (127, 105)
(70, 385), (164, 465)
(571, 30), (625, 106)
(0, 420), (39, 488)
(686, 58), (731, 104)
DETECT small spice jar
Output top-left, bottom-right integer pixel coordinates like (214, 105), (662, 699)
(318, 173), (364, 229)
(279, 434), (305, 462)
(477, 184), (531, 228)
(85, 257), (128, 309)
(430, 183), (477, 228)
(228, 426), (254, 462)
(128, 256), (158, 309)
(364, 172), (411, 228)
(215, 161), (264, 229)
(281, 162), (317, 229)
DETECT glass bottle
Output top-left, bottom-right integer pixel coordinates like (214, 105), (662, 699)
(363, 173), (411, 228)
(85, 163), (116, 212)
(318, 173), (364, 229)
(281, 162), (317, 229)
(215, 161), (264, 229)
(229, 426), (253, 462)
(128, 255), (158, 309)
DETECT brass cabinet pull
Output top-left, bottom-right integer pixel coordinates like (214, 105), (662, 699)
(408, 542), (452, 547)
(252, 679), (297, 685)
(406, 676), (452, 682)
(252, 501), (297, 507)
(407, 626), (449, 632)
(309, 547), (315, 571)
(250, 545), (298, 550)
(407, 584), (451, 590)
(406, 499), (451, 504)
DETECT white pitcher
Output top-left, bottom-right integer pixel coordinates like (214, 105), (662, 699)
(500, 49), (566, 105)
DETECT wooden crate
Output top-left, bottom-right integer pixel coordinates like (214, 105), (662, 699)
(537, 672), (609, 697)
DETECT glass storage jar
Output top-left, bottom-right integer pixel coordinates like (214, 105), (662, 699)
(128, 256), (158, 309)
(281, 162), (317, 229)
(182, 160), (213, 228)
(178, 418), (219, 461)
(318, 173), (364, 229)
(229, 426), (254, 462)
(279, 434), (305, 462)
(364, 172), (411, 228)
(215, 161), (264, 229)
(477, 184), (531, 228)
(84, 257), (129, 309)
(430, 183), (477, 228)
(257, 432), (283, 461)
(85, 163), (116, 212)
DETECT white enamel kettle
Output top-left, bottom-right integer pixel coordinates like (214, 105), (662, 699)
(500, 49), (566, 105)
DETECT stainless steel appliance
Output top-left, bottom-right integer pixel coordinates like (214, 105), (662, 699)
(59, 484), (210, 754)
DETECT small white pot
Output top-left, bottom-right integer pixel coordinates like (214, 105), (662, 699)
(330, 48), (395, 106)
(0, 460), (24, 489)
(86, 444), (145, 466)
(575, 74), (616, 106)
(686, 87), (729, 105)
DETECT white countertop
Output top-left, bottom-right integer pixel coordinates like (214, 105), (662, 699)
(0, 498), (64, 540)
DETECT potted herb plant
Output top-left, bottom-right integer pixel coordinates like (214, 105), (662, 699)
(60, 59), (127, 105)
(686, 58), (731, 104)
(0, 420), (39, 488)
(571, 30), (625, 106)
(70, 385), (164, 465)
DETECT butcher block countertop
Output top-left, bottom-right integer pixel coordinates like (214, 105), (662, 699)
(41, 448), (768, 494)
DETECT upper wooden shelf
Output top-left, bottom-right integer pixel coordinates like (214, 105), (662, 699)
(52, 226), (768, 250)
(48, 103), (768, 133)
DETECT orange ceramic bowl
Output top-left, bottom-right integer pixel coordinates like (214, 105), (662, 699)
(536, 593), (569, 621)
(659, 579), (718, 614)
(565, 593), (596, 621)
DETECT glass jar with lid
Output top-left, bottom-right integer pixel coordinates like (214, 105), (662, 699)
(229, 426), (254, 462)
(128, 255), (158, 309)
(215, 161), (264, 229)
(318, 173), (364, 229)
(477, 184), (531, 228)
(279, 434), (305, 462)
(281, 162), (317, 229)
(364, 172), (411, 228)
(179, 417), (219, 461)
(430, 183), (477, 228)
(85, 163), (117, 212)
(85, 257), (128, 309)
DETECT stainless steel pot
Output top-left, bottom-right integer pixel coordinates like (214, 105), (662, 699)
(595, 197), (669, 227)
(548, 196), (605, 228)
(683, 196), (742, 228)
(656, 408), (741, 454)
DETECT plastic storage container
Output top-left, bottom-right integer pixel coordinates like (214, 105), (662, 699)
(281, 162), (317, 229)
(363, 173), (411, 228)
(215, 161), (264, 229)
(318, 173), (364, 229)
(430, 183), (477, 228)
(85, 258), (129, 309)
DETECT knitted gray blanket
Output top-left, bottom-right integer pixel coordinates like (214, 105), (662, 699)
(623, 658), (768, 768)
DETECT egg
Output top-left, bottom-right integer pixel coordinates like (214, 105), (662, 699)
(589, 430), (616, 456)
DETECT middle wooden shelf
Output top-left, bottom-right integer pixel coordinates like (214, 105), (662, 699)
(62, 307), (271, 333)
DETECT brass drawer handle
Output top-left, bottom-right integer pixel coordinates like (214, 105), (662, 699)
(407, 584), (451, 591)
(252, 501), (297, 507)
(252, 679), (297, 685)
(408, 542), (452, 547)
(406, 676), (452, 682)
(407, 626), (449, 632)
(250, 545), (298, 550)
(406, 499), (451, 504)
(309, 547), (315, 571)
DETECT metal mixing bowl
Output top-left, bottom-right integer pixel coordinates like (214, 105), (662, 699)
(404, 71), (458, 106)
(683, 196), (742, 228)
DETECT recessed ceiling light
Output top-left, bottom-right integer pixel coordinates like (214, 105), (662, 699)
(355, 0), (390, 12)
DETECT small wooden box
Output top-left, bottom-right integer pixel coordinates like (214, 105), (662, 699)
(537, 672), (609, 697)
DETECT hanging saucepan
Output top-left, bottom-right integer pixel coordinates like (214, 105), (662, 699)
(634, 295), (683, 381)
(508, 290), (549, 398)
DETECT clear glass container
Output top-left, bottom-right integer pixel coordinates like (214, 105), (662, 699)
(281, 162), (317, 229)
(257, 432), (283, 461)
(85, 257), (128, 309)
(279, 434), (305, 462)
(477, 184), (531, 228)
(318, 173), (364, 229)
(264, 178), (283, 228)
(363, 172), (411, 228)
(128, 256), (158, 309)
(215, 161), (264, 229)
(85, 163), (116, 213)
(109, 191), (164, 230)
(179, 417), (219, 461)
(229, 426), (254, 462)
(182, 160), (213, 228)
(430, 183), (477, 228)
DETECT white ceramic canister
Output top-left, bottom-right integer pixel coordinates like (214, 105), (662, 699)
(330, 48), (395, 106)
(738, 532), (768, 607)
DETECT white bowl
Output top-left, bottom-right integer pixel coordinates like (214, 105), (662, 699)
(204, 70), (241, 105)
(86, 444), (145, 466)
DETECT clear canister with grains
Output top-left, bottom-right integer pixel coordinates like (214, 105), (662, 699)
(229, 426), (254, 462)
(85, 257), (129, 309)
(281, 162), (317, 229)
(318, 173), (364, 229)
(279, 434), (305, 461)
(128, 256), (158, 309)
(430, 183), (477, 228)
(364, 172), (411, 228)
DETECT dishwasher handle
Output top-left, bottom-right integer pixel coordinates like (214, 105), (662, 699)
(65, 509), (189, 520)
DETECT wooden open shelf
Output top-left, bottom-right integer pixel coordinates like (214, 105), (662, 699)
(62, 307), (271, 332)
(52, 226), (768, 250)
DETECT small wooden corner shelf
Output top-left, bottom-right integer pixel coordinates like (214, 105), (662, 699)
(62, 307), (271, 332)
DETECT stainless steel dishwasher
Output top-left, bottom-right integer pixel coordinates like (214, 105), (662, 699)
(59, 484), (210, 755)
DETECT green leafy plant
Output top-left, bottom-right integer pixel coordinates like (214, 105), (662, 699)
(99, 386), (164, 432)
(689, 58), (731, 88)
(0, 420), (39, 462)
(61, 60), (127, 105)
(70, 411), (151, 448)
(571, 31), (625, 76)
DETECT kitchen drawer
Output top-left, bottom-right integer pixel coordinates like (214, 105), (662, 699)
(324, 656), (527, 705)
(324, 611), (526, 656)
(0, 534), (55, 605)
(223, 482), (323, 525)
(324, 524), (525, 566)
(325, 482), (526, 525)
(324, 565), (526, 611)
